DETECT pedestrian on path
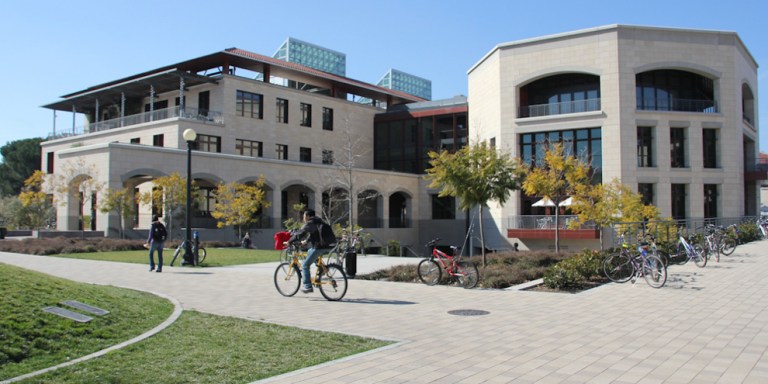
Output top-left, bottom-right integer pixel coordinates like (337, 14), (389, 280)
(145, 215), (166, 272)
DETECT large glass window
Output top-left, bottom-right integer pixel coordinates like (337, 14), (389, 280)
(276, 98), (288, 123)
(276, 144), (288, 160)
(703, 129), (718, 168)
(236, 90), (263, 119)
(519, 127), (602, 182)
(638, 183), (654, 206)
(197, 134), (221, 153)
(637, 127), (654, 167)
(670, 128), (686, 168)
(636, 70), (716, 113)
(322, 107), (333, 130)
(300, 147), (311, 162)
(300, 103), (312, 127)
(431, 194), (455, 220)
(671, 184), (687, 220)
(236, 139), (262, 157)
(704, 184), (718, 218)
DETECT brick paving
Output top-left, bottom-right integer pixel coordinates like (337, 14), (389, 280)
(2, 243), (768, 383)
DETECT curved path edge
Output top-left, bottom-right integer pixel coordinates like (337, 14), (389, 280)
(1, 287), (184, 384)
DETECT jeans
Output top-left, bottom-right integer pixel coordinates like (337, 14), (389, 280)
(302, 247), (330, 288)
(149, 240), (164, 270)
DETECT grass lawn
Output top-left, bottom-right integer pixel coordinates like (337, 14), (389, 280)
(1, 263), (390, 383)
(53, 247), (283, 267)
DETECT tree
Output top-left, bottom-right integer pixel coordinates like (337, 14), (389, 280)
(137, 172), (195, 239)
(0, 138), (43, 197)
(211, 177), (270, 238)
(99, 187), (137, 239)
(521, 142), (591, 253)
(570, 178), (660, 249)
(426, 140), (522, 267)
(18, 170), (55, 230)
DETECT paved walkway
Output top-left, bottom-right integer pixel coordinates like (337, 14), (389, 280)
(2, 245), (768, 383)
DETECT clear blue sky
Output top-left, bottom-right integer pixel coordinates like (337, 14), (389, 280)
(1, 0), (766, 154)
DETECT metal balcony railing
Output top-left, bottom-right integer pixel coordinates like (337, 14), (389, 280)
(48, 106), (223, 140)
(506, 215), (595, 230)
(518, 98), (601, 118)
(636, 98), (718, 113)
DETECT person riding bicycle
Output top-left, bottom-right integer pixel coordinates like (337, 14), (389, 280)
(286, 209), (335, 293)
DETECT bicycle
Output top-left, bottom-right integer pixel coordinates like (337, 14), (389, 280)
(602, 234), (667, 288)
(700, 225), (737, 262)
(673, 229), (707, 268)
(274, 242), (348, 301)
(170, 240), (207, 266)
(417, 238), (479, 289)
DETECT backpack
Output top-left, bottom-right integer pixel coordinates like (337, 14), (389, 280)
(152, 222), (168, 242)
(317, 221), (337, 248)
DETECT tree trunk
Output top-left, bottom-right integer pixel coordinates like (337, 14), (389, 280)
(479, 204), (487, 267)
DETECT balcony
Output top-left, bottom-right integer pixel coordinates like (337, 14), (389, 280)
(518, 98), (601, 118)
(637, 98), (718, 114)
(506, 215), (599, 239)
(48, 106), (223, 140)
(745, 162), (768, 181)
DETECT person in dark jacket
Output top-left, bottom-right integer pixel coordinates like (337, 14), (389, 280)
(286, 209), (333, 293)
(145, 215), (165, 272)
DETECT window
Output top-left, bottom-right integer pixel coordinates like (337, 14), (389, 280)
(130, 137), (140, 144)
(276, 98), (288, 123)
(638, 183), (654, 205)
(671, 184), (687, 220)
(704, 184), (718, 218)
(518, 127), (602, 183)
(635, 70), (716, 113)
(300, 147), (311, 162)
(236, 90), (263, 119)
(637, 127), (654, 167)
(153, 134), (164, 147)
(197, 134), (221, 153)
(276, 144), (288, 160)
(322, 107), (333, 130)
(322, 150), (334, 165)
(489, 137), (496, 149)
(703, 129), (718, 168)
(300, 103), (312, 127)
(236, 139), (262, 157)
(46, 152), (54, 173)
(431, 194), (455, 220)
(670, 128), (686, 168)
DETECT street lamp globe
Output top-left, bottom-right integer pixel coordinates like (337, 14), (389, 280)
(183, 128), (197, 142)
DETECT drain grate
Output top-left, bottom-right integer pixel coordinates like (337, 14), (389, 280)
(448, 309), (490, 316)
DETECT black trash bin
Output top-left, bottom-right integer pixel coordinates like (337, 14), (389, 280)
(345, 252), (357, 278)
(0, 227), (6, 239)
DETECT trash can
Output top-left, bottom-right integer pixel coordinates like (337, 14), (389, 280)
(0, 227), (6, 239)
(345, 252), (357, 278)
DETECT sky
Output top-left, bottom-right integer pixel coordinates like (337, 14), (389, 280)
(1, 0), (766, 156)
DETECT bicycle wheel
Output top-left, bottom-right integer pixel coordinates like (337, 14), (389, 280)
(676, 244), (690, 265)
(197, 247), (207, 264)
(720, 237), (736, 256)
(455, 261), (479, 289)
(603, 252), (633, 283)
(318, 263), (347, 301)
(642, 255), (667, 288)
(274, 262), (301, 297)
(170, 246), (182, 266)
(417, 259), (441, 285)
(654, 250), (671, 267)
(692, 244), (707, 268)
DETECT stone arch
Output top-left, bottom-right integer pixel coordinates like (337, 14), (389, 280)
(357, 188), (383, 228)
(388, 190), (412, 228)
(281, 182), (315, 228)
(742, 82), (756, 125)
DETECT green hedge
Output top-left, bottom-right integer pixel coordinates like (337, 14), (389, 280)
(543, 249), (606, 289)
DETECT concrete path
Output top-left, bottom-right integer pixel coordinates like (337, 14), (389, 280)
(1, 246), (768, 383)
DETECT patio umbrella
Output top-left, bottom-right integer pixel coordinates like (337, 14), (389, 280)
(559, 197), (573, 206)
(532, 197), (556, 207)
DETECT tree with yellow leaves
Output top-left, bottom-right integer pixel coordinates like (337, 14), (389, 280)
(137, 172), (194, 239)
(521, 142), (591, 253)
(99, 187), (136, 239)
(18, 170), (55, 229)
(211, 177), (270, 238)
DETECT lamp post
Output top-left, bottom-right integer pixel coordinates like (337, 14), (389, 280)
(182, 128), (197, 266)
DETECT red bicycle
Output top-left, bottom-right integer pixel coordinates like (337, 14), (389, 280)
(417, 238), (479, 289)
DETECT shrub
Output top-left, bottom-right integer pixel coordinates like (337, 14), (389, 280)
(543, 249), (608, 290)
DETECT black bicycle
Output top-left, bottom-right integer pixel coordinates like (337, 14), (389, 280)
(170, 240), (207, 266)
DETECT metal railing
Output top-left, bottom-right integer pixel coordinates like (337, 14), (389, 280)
(48, 106), (223, 140)
(637, 98), (718, 113)
(519, 98), (601, 118)
(506, 215), (595, 230)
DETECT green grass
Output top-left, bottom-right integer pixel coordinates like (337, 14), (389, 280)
(0, 263), (174, 380)
(1, 263), (390, 383)
(52, 248), (283, 267)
